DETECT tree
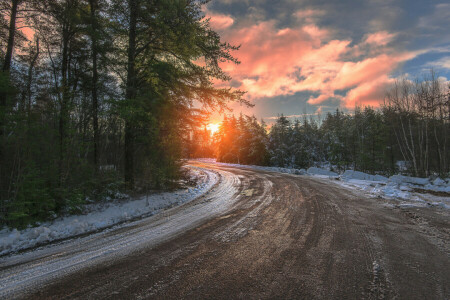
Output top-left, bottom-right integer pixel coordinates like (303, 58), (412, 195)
(109, 0), (247, 187)
(0, 0), (248, 228)
(384, 72), (450, 176)
(88, 0), (99, 169)
(268, 115), (292, 167)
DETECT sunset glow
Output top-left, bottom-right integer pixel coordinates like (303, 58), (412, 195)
(207, 123), (220, 135)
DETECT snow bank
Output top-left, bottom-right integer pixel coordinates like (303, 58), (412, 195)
(268, 167), (306, 175)
(307, 167), (338, 177)
(389, 175), (429, 186)
(341, 170), (388, 182)
(432, 178), (447, 186)
(0, 166), (218, 256)
(386, 175), (450, 193)
(336, 171), (449, 209)
(342, 171), (449, 193)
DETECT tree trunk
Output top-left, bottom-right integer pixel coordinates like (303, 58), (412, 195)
(89, 0), (99, 170)
(1, 0), (20, 125)
(27, 38), (39, 121)
(59, 22), (70, 186)
(124, 0), (138, 188)
(1, 0), (21, 199)
(2, 0), (20, 73)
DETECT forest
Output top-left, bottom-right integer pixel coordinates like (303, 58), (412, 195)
(0, 1), (449, 230)
(192, 74), (449, 179)
(0, 0), (247, 228)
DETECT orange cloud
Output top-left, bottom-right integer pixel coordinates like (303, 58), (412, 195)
(364, 31), (397, 46)
(203, 7), (234, 31)
(220, 21), (333, 97)
(208, 14), (234, 30)
(332, 54), (398, 90)
(209, 7), (416, 109)
(307, 92), (343, 105)
(343, 75), (395, 108)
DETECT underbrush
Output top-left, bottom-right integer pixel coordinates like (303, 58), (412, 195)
(1, 165), (200, 230)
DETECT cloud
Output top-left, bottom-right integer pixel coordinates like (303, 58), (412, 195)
(425, 56), (450, 70)
(293, 9), (325, 24)
(218, 17), (414, 107)
(209, 14), (234, 30)
(203, 7), (234, 31)
(220, 21), (321, 97)
(364, 31), (397, 46)
(331, 53), (413, 90)
(204, 1), (448, 111)
(202, 0), (449, 121)
(343, 75), (394, 108)
(419, 3), (450, 30)
(307, 92), (342, 105)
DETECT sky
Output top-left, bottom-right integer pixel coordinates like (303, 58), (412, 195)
(204, 0), (450, 124)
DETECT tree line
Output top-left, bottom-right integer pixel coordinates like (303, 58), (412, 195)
(203, 73), (449, 178)
(0, 0), (246, 228)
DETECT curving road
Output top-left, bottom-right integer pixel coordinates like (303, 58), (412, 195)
(1, 161), (449, 299)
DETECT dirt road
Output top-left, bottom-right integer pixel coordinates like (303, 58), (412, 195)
(1, 161), (449, 299)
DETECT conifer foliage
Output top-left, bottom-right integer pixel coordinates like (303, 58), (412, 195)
(213, 74), (449, 178)
(215, 114), (270, 165)
(0, 0), (246, 228)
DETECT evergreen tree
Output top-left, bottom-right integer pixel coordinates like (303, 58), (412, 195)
(268, 114), (292, 167)
(0, 0), (247, 228)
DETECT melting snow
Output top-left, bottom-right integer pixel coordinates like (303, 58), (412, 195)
(0, 166), (219, 256)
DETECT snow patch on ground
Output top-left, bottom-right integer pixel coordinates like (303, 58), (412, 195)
(341, 170), (388, 182)
(0, 166), (218, 256)
(307, 167), (338, 177)
(335, 172), (449, 209)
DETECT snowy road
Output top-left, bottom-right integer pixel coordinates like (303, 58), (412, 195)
(1, 161), (449, 299)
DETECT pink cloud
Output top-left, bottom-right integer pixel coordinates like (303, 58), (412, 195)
(203, 7), (234, 31)
(214, 16), (416, 108)
(208, 14), (234, 30)
(332, 54), (399, 90)
(308, 93), (339, 105)
(343, 75), (395, 108)
(220, 21), (334, 97)
(364, 31), (397, 46)
(224, 21), (315, 77)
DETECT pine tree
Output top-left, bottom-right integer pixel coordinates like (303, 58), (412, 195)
(268, 114), (292, 167)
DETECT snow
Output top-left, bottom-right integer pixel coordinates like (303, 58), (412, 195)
(197, 158), (309, 175)
(341, 170), (388, 182)
(0, 159), (448, 297)
(197, 159), (449, 210)
(389, 174), (429, 186)
(198, 159), (337, 177)
(432, 178), (447, 186)
(0, 164), (243, 298)
(0, 166), (219, 256)
(307, 167), (338, 177)
(335, 173), (449, 209)
(3, 159), (446, 257)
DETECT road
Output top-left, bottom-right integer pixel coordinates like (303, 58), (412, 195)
(1, 161), (449, 299)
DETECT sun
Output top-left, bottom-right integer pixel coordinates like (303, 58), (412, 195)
(206, 123), (220, 134)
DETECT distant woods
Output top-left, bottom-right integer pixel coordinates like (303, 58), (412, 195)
(0, 0), (246, 228)
(195, 73), (449, 178)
